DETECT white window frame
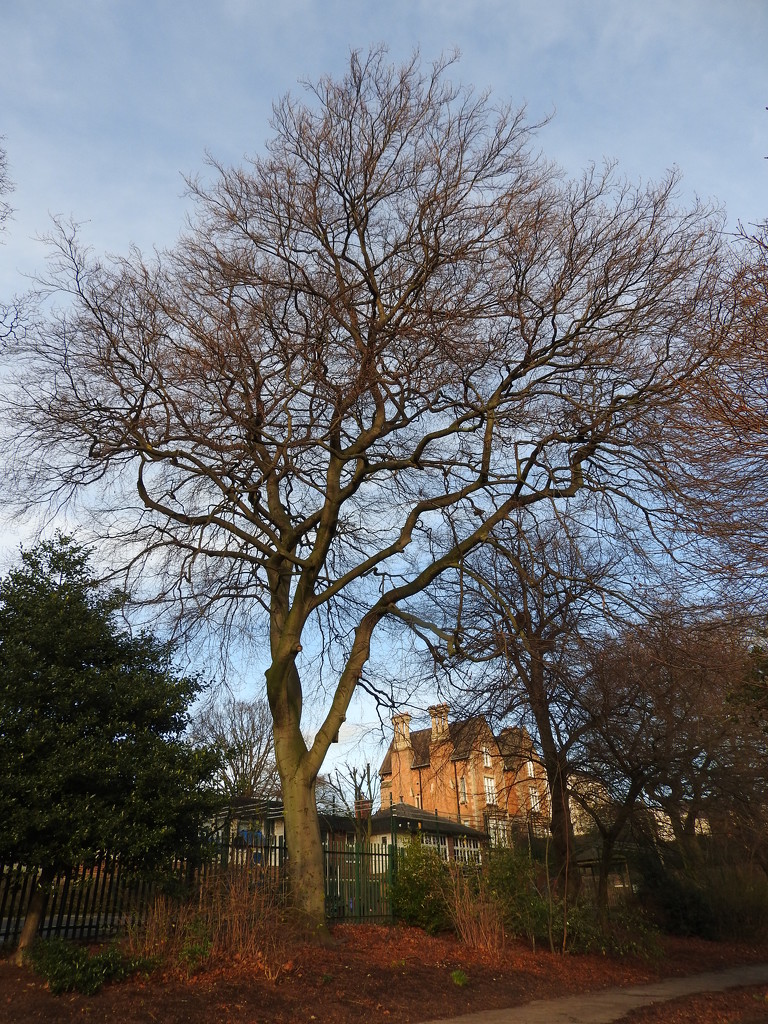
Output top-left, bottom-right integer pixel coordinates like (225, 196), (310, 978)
(454, 835), (482, 864)
(488, 816), (509, 848)
(484, 776), (497, 805)
(420, 832), (448, 860)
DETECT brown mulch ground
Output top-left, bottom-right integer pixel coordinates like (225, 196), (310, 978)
(2, 926), (767, 1024)
(622, 986), (768, 1023)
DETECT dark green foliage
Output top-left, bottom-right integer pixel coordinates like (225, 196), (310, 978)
(0, 536), (221, 874)
(391, 839), (450, 934)
(487, 848), (549, 945)
(639, 863), (768, 941)
(564, 903), (661, 957)
(25, 939), (150, 995)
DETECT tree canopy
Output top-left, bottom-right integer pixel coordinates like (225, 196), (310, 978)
(0, 50), (745, 930)
(0, 536), (220, 877)
(190, 694), (279, 800)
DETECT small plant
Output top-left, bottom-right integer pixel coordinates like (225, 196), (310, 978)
(450, 968), (469, 987)
(24, 939), (149, 995)
(178, 914), (213, 975)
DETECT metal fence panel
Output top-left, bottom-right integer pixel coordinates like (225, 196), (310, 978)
(0, 836), (394, 947)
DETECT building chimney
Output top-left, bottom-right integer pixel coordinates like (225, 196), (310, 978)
(354, 798), (373, 820)
(428, 704), (450, 742)
(392, 712), (412, 751)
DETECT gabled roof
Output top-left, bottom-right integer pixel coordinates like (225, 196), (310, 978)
(497, 726), (530, 771)
(378, 714), (498, 775)
(449, 717), (492, 760)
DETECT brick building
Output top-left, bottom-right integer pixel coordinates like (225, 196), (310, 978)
(378, 704), (550, 843)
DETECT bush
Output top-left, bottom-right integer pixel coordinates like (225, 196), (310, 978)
(24, 939), (148, 995)
(391, 839), (450, 934)
(564, 902), (661, 958)
(639, 864), (768, 941)
(487, 848), (549, 948)
(444, 864), (505, 950)
(128, 862), (294, 979)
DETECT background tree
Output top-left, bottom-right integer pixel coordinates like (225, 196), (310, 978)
(421, 516), (625, 895)
(670, 219), (768, 592)
(0, 141), (25, 343)
(572, 607), (767, 913)
(0, 536), (219, 961)
(0, 50), (732, 932)
(0, 143), (11, 232)
(634, 612), (768, 869)
(317, 761), (381, 842)
(190, 694), (279, 800)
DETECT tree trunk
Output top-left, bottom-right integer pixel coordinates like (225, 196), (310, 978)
(526, 661), (580, 899)
(15, 864), (55, 966)
(265, 589), (377, 942)
(279, 762), (328, 936)
(596, 837), (613, 924)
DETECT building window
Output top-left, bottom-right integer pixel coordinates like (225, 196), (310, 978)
(488, 817), (509, 848)
(459, 776), (467, 804)
(454, 836), (481, 864)
(482, 746), (492, 768)
(484, 776), (497, 805)
(421, 832), (448, 860)
(529, 785), (541, 813)
(526, 759), (535, 778)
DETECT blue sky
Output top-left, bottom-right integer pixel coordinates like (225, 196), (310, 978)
(1, 0), (766, 766)
(1, 0), (765, 296)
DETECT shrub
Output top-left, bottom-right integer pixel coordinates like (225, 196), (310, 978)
(639, 864), (768, 941)
(444, 864), (505, 950)
(24, 939), (148, 995)
(391, 839), (450, 934)
(564, 902), (661, 958)
(487, 847), (549, 948)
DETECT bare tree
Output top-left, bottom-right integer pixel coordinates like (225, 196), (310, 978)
(575, 608), (766, 914)
(0, 144), (11, 231)
(425, 515), (636, 896)
(0, 141), (25, 344)
(0, 50), (731, 933)
(190, 695), (279, 801)
(668, 220), (768, 593)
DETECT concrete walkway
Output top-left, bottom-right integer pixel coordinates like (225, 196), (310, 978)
(420, 962), (768, 1024)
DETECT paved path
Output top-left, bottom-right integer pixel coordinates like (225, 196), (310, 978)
(420, 962), (768, 1024)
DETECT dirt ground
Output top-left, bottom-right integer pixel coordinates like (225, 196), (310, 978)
(2, 926), (767, 1024)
